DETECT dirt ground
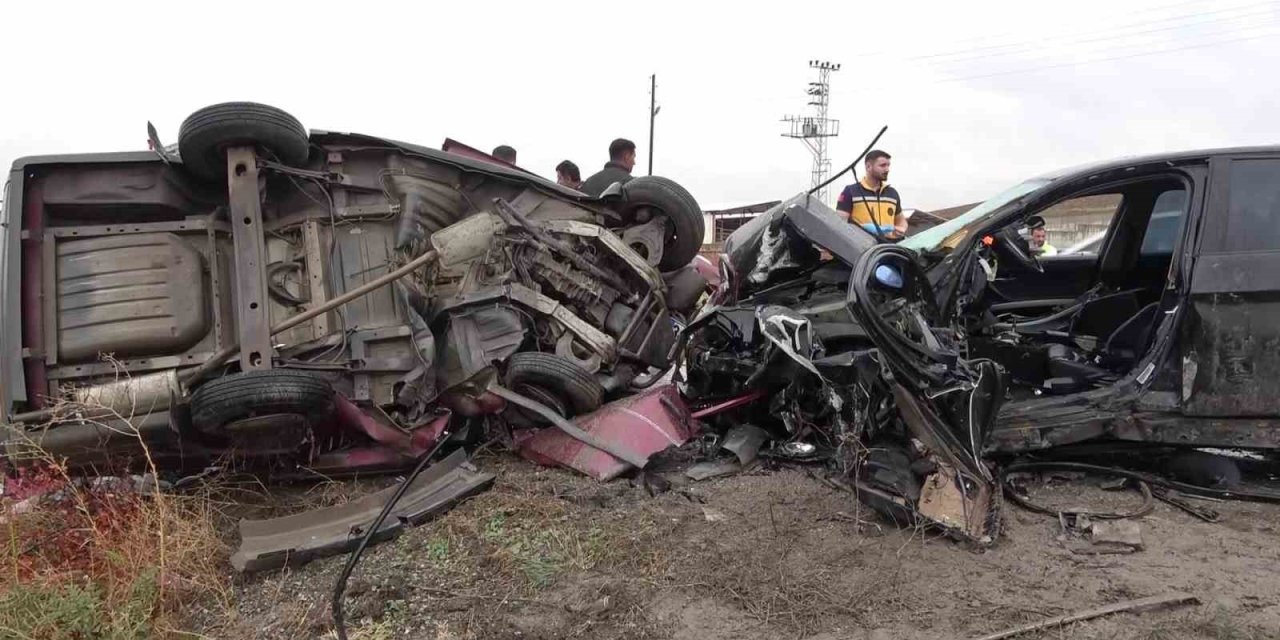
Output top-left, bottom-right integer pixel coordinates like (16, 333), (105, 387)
(192, 454), (1280, 640)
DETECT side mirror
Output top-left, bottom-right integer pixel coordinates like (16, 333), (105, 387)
(993, 225), (1043, 273)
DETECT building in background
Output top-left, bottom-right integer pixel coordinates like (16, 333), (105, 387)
(699, 201), (782, 257)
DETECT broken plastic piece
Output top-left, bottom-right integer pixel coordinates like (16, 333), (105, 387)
(686, 459), (742, 481)
(231, 449), (494, 572)
(720, 424), (769, 465)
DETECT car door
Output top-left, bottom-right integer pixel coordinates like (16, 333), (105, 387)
(1183, 154), (1280, 416)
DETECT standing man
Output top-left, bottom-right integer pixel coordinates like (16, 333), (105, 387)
(579, 138), (636, 196)
(492, 145), (518, 164)
(555, 160), (583, 189)
(836, 150), (906, 240)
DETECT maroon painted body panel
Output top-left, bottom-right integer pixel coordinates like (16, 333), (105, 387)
(519, 384), (692, 480)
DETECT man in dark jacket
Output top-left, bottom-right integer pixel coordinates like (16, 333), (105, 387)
(579, 138), (636, 196)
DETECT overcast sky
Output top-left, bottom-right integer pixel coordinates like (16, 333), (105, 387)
(3, 0), (1278, 211)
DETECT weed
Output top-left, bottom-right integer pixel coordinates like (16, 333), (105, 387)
(0, 363), (229, 638)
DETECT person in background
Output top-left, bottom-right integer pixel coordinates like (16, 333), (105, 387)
(555, 160), (582, 189)
(579, 138), (636, 196)
(492, 145), (517, 164)
(836, 149), (906, 240)
(1027, 216), (1058, 256)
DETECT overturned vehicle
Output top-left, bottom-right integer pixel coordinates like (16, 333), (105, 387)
(0, 102), (708, 476)
(681, 147), (1280, 542)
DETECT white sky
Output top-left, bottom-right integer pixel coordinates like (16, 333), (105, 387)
(2, 0), (1278, 211)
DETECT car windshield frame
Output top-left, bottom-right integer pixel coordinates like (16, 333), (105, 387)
(901, 178), (1054, 253)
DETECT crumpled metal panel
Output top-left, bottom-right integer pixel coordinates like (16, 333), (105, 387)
(723, 193), (876, 292)
(518, 383), (692, 481)
(230, 449), (494, 572)
(439, 305), (527, 390)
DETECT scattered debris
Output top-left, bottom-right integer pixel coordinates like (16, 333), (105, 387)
(1151, 486), (1222, 522)
(701, 506), (728, 522)
(1005, 470), (1155, 520)
(687, 459), (743, 482)
(720, 424), (769, 466)
(1089, 520), (1145, 551)
(1057, 513), (1144, 555)
(972, 592), (1200, 640)
(231, 449), (494, 572)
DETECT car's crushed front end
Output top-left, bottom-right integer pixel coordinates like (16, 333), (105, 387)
(679, 194), (1003, 544)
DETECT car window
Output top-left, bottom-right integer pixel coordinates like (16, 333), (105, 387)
(1226, 159), (1280, 252)
(901, 178), (1051, 253)
(1034, 193), (1123, 257)
(1138, 189), (1187, 256)
(1062, 232), (1105, 255)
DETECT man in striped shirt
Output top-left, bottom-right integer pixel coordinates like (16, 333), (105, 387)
(836, 150), (907, 240)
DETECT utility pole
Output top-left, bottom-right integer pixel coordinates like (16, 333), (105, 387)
(648, 74), (660, 176)
(782, 60), (841, 204)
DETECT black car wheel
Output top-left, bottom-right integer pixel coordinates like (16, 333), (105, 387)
(178, 102), (310, 181)
(504, 352), (605, 418)
(190, 369), (334, 435)
(621, 176), (706, 271)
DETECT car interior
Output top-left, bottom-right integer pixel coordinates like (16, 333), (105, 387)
(966, 175), (1190, 398)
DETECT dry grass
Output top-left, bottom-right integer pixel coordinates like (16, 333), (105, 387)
(406, 474), (674, 595)
(0, 361), (231, 639)
(1124, 605), (1273, 640)
(0, 462), (231, 638)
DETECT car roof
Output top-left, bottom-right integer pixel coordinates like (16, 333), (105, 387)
(1030, 145), (1280, 183)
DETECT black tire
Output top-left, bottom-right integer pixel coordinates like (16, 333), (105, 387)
(504, 352), (604, 416)
(621, 176), (705, 271)
(190, 369), (334, 432)
(178, 102), (310, 181)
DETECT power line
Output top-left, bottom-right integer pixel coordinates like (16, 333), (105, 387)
(903, 1), (1277, 64)
(901, 0), (1214, 52)
(918, 13), (1280, 79)
(917, 4), (1278, 69)
(934, 29), (1280, 83)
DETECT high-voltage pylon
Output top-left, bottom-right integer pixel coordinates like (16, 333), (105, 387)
(782, 60), (841, 204)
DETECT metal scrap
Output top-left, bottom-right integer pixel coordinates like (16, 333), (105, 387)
(231, 449), (494, 572)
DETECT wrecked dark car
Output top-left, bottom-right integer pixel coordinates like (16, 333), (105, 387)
(680, 147), (1280, 542)
(0, 102), (708, 476)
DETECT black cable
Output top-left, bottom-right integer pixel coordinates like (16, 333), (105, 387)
(1002, 460), (1280, 504)
(1004, 472), (1155, 519)
(809, 126), (888, 197)
(332, 432), (453, 639)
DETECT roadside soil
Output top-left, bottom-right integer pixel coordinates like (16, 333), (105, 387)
(191, 454), (1280, 640)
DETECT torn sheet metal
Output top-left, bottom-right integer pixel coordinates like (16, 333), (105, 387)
(720, 424), (769, 465)
(231, 449), (493, 572)
(686, 459), (742, 481)
(916, 462), (998, 544)
(519, 383), (692, 481)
